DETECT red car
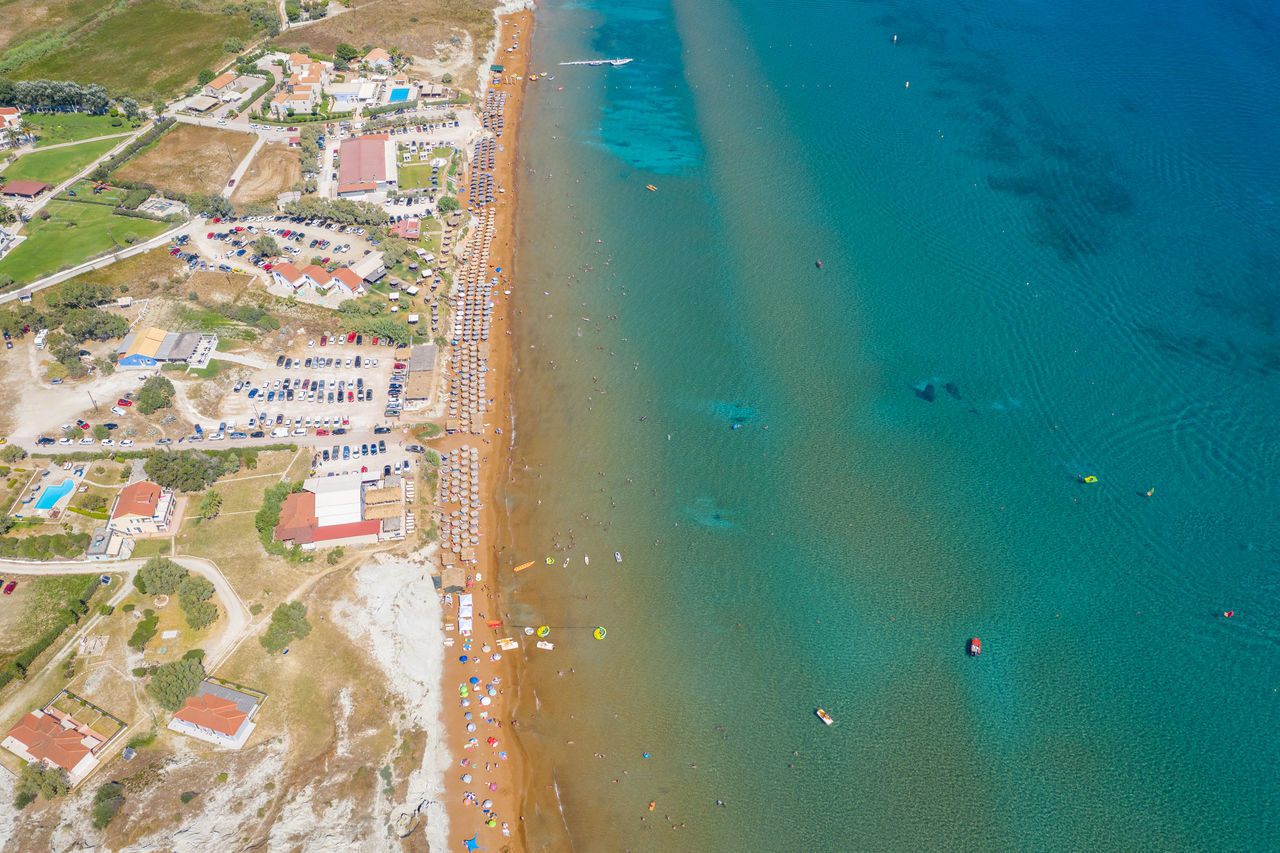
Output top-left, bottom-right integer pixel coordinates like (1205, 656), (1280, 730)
(371, 337), (379, 346)
(212, 217), (221, 223)
(348, 391), (354, 402)
(316, 429), (329, 436)
(116, 398), (132, 407)
(347, 332), (356, 343)
(319, 335), (328, 346)
(3, 581), (16, 595)
(76, 419), (89, 429)
(263, 263), (273, 271)
(393, 362), (406, 370)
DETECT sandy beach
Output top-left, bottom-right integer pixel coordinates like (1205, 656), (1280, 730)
(431, 8), (534, 851)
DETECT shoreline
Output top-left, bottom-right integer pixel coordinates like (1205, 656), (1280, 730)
(434, 7), (535, 851)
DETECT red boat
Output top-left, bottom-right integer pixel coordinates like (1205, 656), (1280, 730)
(968, 638), (981, 656)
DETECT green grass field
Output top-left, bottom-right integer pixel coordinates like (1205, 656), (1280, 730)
(22, 112), (131, 148)
(2, 136), (121, 186)
(0, 201), (167, 285)
(14, 2), (256, 96)
(397, 162), (444, 191)
(64, 178), (129, 206)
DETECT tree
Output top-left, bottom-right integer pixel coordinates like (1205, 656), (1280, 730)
(136, 376), (175, 415)
(0, 445), (27, 462)
(178, 575), (217, 630)
(441, 73), (453, 85)
(285, 1), (301, 22)
(120, 97), (140, 120)
(436, 196), (459, 213)
(147, 658), (204, 711)
(197, 69), (216, 86)
(253, 235), (280, 257)
(91, 782), (126, 829)
(13, 762), (69, 809)
(335, 42), (360, 63)
(47, 279), (111, 309)
(143, 450), (240, 492)
(199, 489), (222, 519)
(92, 424), (110, 441)
(326, 546), (344, 565)
(138, 557), (188, 596)
(260, 601), (311, 654)
(380, 236), (409, 268)
(224, 37), (244, 53)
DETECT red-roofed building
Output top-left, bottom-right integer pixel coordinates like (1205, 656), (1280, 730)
(168, 681), (262, 749)
(0, 180), (50, 199)
(2, 709), (104, 785)
(331, 267), (366, 296)
(270, 261), (305, 290)
(0, 107), (21, 131)
(302, 264), (332, 288)
(337, 134), (395, 197)
(389, 218), (420, 240)
(274, 473), (383, 548)
(108, 480), (175, 535)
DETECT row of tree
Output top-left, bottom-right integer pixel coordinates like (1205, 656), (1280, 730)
(282, 196), (388, 227)
(142, 448), (242, 493)
(0, 78), (110, 113)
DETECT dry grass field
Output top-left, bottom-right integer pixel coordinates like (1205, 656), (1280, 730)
(230, 144), (301, 206)
(277, 0), (496, 63)
(115, 124), (255, 196)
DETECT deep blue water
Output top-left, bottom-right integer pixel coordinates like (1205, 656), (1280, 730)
(504, 0), (1280, 849)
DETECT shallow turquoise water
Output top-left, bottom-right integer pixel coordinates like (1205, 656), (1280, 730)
(504, 0), (1280, 849)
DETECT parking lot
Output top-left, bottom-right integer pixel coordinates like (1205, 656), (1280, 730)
(184, 213), (381, 277)
(212, 335), (411, 439)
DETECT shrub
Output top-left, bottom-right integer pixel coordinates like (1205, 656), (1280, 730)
(127, 609), (159, 649)
(13, 762), (68, 809)
(91, 782), (126, 829)
(139, 557), (187, 596)
(146, 659), (204, 711)
(260, 601), (311, 654)
(180, 791), (198, 804)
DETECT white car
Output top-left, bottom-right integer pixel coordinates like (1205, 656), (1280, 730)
(78, 437), (95, 445)
(120, 439), (134, 447)
(308, 339), (315, 348)
(111, 406), (126, 416)
(291, 428), (307, 436)
(58, 437), (72, 445)
(101, 439), (114, 446)
(209, 433), (224, 441)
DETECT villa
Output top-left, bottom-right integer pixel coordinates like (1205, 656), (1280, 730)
(2, 707), (108, 786)
(168, 680), (263, 749)
(107, 480), (176, 536)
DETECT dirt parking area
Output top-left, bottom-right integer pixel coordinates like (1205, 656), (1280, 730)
(230, 143), (301, 206)
(217, 337), (406, 434)
(115, 123), (256, 196)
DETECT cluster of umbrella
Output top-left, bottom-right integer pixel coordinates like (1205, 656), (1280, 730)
(438, 446), (481, 556)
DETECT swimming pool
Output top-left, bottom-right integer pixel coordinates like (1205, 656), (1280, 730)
(389, 88), (410, 102)
(35, 478), (74, 510)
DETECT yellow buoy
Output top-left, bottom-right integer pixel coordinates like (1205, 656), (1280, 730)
(545, 557), (555, 565)
(536, 626), (550, 638)
(593, 627), (607, 640)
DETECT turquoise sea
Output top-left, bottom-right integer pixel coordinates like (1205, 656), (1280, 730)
(502, 0), (1280, 849)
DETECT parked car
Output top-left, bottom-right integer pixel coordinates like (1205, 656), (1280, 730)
(3, 581), (16, 595)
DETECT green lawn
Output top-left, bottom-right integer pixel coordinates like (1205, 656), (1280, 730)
(14, 2), (256, 96)
(2, 136), (121, 186)
(397, 163), (443, 191)
(22, 113), (131, 148)
(0, 201), (167, 285)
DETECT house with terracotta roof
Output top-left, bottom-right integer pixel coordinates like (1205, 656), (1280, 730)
(362, 48), (393, 70)
(270, 84), (318, 119)
(2, 708), (107, 785)
(168, 680), (263, 749)
(107, 480), (175, 536)
(331, 267), (366, 296)
(203, 72), (238, 97)
(287, 52), (313, 72)
(269, 261), (305, 290)
(0, 106), (21, 131)
(302, 264), (332, 290)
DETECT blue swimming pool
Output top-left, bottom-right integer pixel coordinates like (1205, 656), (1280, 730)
(35, 478), (74, 510)
(389, 88), (410, 102)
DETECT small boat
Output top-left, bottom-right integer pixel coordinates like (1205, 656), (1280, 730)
(968, 638), (981, 656)
(536, 640), (555, 650)
(815, 260), (823, 269)
(584, 554), (590, 565)
(645, 184), (657, 191)
(815, 708), (834, 726)
(1223, 610), (1234, 618)
(615, 551), (622, 563)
